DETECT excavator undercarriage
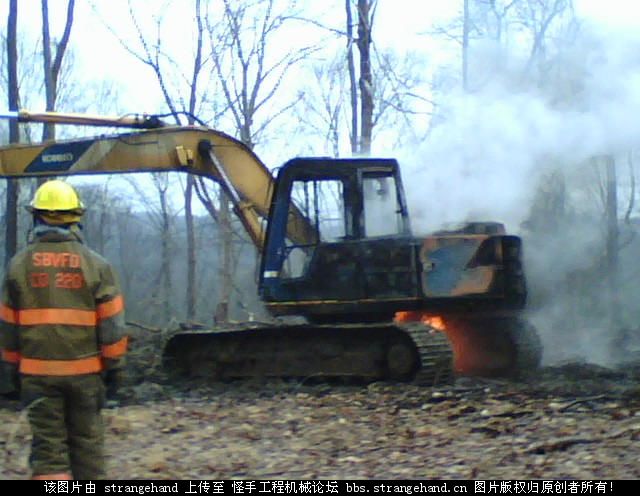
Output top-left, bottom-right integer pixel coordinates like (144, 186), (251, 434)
(162, 316), (541, 385)
(163, 322), (455, 385)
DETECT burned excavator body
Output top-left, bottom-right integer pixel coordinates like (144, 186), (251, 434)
(164, 155), (540, 381)
(261, 158), (538, 378)
(0, 110), (542, 387)
(259, 158), (525, 321)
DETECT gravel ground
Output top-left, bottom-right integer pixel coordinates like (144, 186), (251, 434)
(1, 363), (639, 480)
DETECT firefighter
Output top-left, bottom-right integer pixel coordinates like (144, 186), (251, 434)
(0, 180), (127, 480)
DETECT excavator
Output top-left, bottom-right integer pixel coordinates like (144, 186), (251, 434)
(0, 110), (542, 386)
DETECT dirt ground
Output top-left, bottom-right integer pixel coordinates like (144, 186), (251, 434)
(1, 362), (639, 480)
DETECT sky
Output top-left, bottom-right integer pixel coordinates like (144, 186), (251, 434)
(578, 0), (639, 27)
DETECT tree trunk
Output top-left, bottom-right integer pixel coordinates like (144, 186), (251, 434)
(5, 0), (20, 266)
(185, 176), (196, 321)
(158, 180), (173, 323)
(184, 0), (203, 322)
(41, 0), (75, 142)
(605, 155), (619, 331)
(462, 0), (469, 92)
(357, 0), (373, 155)
(41, 0), (54, 141)
(215, 193), (232, 324)
(346, 0), (358, 154)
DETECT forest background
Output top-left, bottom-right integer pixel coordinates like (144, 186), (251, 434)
(1, 0), (639, 368)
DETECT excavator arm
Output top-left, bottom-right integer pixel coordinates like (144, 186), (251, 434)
(0, 114), (316, 251)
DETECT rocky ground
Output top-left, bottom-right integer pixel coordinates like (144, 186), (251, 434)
(1, 361), (640, 480)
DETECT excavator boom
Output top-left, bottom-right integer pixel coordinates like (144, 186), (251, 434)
(0, 123), (315, 250)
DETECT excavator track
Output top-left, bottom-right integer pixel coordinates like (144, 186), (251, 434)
(162, 322), (455, 386)
(509, 319), (543, 377)
(442, 317), (542, 377)
(396, 324), (454, 385)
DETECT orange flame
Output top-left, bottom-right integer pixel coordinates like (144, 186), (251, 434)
(394, 311), (496, 375)
(421, 315), (446, 331)
(394, 311), (446, 331)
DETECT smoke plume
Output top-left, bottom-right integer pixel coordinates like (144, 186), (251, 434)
(400, 23), (640, 367)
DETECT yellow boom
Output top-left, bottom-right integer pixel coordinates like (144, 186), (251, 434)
(0, 112), (316, 250)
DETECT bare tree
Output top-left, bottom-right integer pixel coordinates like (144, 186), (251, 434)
(343, 0), (376, 155)
(356, 0), (375, 154)
(5, 0), (19, 266)
(184, 0), (205, 321)
(299, 1), (429, 155)
(370, 49), (434, 146)
(41, 0), (75, 141)
(604, 155), (620, 330)
(462, 0), (470, 91)
(77, 182), (112, 255)
(114, 0), (213, 321)
(517, 0), (574, 76)
(472, 0), (519, 43)
(156, 174), (173, 324)
(206, 0), (316, 148)
(124, 174), (182, 324)
(345, 0), (358, 153)
(203, 0), (318, 320)
(296, 60), (345, 157)
(431, 0), (576, 91)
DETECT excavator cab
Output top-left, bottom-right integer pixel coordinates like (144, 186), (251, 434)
(260, 157), (418, 323)
(259, 157), (527, 325)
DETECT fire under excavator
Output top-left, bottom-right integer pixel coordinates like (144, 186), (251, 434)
(0, 110), (542, 385)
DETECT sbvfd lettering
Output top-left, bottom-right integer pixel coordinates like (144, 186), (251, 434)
(32, 252), (81, 268)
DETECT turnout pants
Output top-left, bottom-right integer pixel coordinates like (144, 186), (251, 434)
(21, 374), (106, 480)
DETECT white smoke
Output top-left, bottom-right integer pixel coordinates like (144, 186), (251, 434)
(398, 23), (640, 367)
(401, 26), (640, 233)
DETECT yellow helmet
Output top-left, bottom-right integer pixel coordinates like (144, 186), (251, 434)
(28, 180), (85, 224)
